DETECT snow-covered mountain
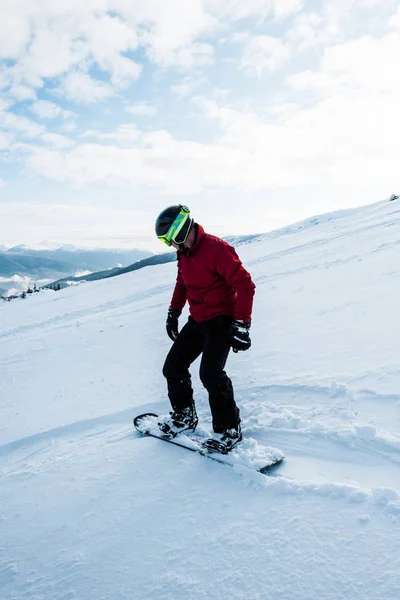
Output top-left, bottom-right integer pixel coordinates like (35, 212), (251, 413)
(0, 245), (153, 296)
(1, 197), (400, 600)
(5, 242), (79, 252)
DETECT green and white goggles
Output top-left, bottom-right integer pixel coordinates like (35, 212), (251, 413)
(157, 205), (192, 246)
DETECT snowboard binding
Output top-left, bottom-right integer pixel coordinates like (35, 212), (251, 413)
(204, 425), (242, 454)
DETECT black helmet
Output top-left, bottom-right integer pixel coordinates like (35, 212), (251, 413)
(155, 205), (194, 246)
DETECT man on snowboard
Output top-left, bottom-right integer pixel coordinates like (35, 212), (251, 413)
(155, 205), (255, 453)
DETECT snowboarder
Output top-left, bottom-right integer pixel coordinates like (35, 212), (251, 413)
(155, 205), (255, 453)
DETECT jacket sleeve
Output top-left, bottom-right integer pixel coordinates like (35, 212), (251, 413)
(169, 265), (187, 313)
(214, 242), (255, 322)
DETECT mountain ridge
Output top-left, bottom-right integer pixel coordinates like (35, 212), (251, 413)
(0, 246), (154, 295)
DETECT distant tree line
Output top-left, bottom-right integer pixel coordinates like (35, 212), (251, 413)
(1, 283), (61, 302)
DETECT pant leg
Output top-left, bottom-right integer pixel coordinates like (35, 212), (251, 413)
(199, 316), (240, 432)
(162, 317), (204, 412)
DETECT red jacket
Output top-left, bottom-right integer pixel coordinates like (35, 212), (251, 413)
(170, 224), (255, 323)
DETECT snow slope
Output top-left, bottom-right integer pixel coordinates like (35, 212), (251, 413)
(1, 198), (400, 600)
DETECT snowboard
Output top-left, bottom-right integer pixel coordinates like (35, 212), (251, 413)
(133, 412), (285, 475)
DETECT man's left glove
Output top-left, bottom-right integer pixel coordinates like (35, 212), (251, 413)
(230, 319), (251, 353)
(166, 309), (181, 342)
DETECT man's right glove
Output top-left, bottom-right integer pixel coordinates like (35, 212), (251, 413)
(166, 309), (181, 342)
(230, 319), (251, 353)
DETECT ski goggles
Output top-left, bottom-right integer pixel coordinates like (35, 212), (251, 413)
(157, 205), (191, 246)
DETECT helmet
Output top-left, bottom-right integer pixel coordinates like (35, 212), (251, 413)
(155, 205), (194, 246)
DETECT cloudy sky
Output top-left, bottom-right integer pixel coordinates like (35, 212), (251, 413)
(0, 0), (399, 250)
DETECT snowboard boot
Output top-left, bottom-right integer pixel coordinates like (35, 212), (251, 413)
(204, 423), (242, 454)
(158, 406), (198, 438)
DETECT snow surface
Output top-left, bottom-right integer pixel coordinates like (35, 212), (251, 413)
(135, 414), (285, 473)
(1, 198), (400, 599)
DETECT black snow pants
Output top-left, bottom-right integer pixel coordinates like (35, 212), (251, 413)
(162, 315), (240, 433)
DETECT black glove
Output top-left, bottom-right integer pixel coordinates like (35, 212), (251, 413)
(166, 309), (181, 341)
(230, 319), (251, 353)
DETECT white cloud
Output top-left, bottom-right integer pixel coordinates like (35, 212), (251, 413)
(170, 76), (207, 97)
(0, 0), (303, 79)
(0, 201), (156, 250)
(286, 12), (324, 51)
(125, 102), (157, 116)
(29, 100), (76, 120)
(0, 7), (31, 59)
(0, 68), (11, 91)
(273, 0), (303, 20)
(240, 36), (291, 76)
(60, 122), (78, 133)
(57, 71), (115, 103)
(15, 116), (297, 191)
(15, 25), (86, 88)
(209, 0), (302, 22)
(2, 0), (399, 232)
(287, 33), (400, 94)
(81, 124), (141, 144)
(21, 66), (400, 195)
(0, 106), (44, 140)
(0, 132), (11, 150)
(0, 94), (13, 112)
(389, 6), (400, 29)
(0, 0), (304, 104)
(0, 3), (141, 96)
(8, 85), (37, 101)
(279, 31), (400, 184)
(77, 13), (141, 86)
(147, 42), (214, 69)
(41, 133), (76, 149)
(174, 43), (214, 68)
(239, 0), (400, 78)
(132, 1), (218, 67)
(4, 0), (388, 106)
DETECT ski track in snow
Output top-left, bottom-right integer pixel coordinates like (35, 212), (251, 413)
(2, 385), (400, 501)
(0, 285), (169, 340)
